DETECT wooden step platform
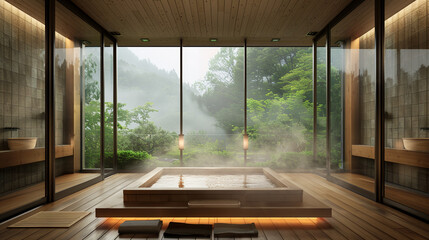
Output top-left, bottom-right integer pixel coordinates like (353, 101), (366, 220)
(96, 168), (331, 218)
(96, 191), (332, 218)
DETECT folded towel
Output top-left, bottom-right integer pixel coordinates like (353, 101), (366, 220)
(164, 222), (212, 238)
(118, 220), (163, 234)
(214, 223), (258, 237)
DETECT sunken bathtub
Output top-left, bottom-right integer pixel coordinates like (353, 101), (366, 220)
(96, 167), (331, 218)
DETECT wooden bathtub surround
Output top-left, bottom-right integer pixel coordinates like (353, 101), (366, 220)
(0, 145), (73, 169)
(351, 144), (429, 169)
(187, 199), (241, 208)
(126, 167), (303, 207)
(96, 167), (332, 218)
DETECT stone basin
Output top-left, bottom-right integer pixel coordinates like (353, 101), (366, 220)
(402, 138), (429, 152)
(7, 137), (37, 150)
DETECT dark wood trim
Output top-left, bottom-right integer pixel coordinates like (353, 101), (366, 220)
(57, 0), (116, 42)
(329, 0), (365, 30)
(244, 39), (247, 134)
(0, 198), (46, 223)
(100, 33), (105, 179)
(312, 40), (317, 163)
(327, 175), (376, 201)
(313, 28), (327, 42)
(313, 0), (364, 41)
(80, 44), (85, 171)
(374, 0), (385, 203)
(179, 39), (183, 166)
(383, 198), (429, 223)
(326, 28), (331, 175)
(340, 43), (346, 171)
(113, 41), (118, 172)
(80, 169), (102, 173)
(54, 175), (103, 200)
(244, 38), (248, 166)
(45, 0), (55, 203)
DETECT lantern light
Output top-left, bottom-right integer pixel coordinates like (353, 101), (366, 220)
(243, 133), (249, 150)
(179, 134), (185, 150)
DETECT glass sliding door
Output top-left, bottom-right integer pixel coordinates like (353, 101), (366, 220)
(329, 0), (376, 196)
(103, 36), (114, 176)
(0, 0), (46, 221)
(316, 35), (328, 175)
(54, 1), (101, 194)
(329, 39), (345, 175)
(384, 0), (429, 220)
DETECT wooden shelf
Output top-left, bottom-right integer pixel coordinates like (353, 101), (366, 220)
(352, 145), (429, 168)
(0, 145), (73, 169)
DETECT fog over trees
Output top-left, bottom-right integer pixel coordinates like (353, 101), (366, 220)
(84, 47), (342, 170)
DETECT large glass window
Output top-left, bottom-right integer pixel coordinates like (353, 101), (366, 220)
(330, 38), (345, 173)
(330, 0), (376, 194)
(0, 0), (46, 220)
(82, 41), (101, 170)
(55, 1), (101, 192)
(384, 0), (429, 219)
(246, 47), (314, 170)
(183, 47), (244, 166)
(118, 47), (179, 170)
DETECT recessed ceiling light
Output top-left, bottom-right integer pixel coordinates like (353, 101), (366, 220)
(210, 38), (217, 42)
(271, 38), (280, 42)
(110, 31), (121, 36)
(306, 32), (318, 36)
(335, 40), (344, 46)
(81, 40), (91, 45)
(140, 38), (150, 42)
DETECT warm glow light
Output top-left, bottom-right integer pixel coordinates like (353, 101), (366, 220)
(243, 133), (248, 150)
(179, 134), (185, 150)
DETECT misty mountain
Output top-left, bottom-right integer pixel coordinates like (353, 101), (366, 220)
(117, 48), (223, 134)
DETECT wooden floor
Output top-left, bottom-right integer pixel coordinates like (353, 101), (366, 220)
(0, 173), (100, 216)
(331, 172), (429, 215)
(0, 173), (428, 240)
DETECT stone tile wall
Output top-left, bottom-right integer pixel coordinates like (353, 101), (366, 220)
(0, 0), (68, 150)
(357, 0), (429, 193)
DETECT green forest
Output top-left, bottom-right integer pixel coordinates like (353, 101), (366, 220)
(83, 47), (342, 171)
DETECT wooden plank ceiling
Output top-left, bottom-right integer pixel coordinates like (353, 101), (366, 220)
(70, 0), (353, 47)
(7, 0), (414, 47)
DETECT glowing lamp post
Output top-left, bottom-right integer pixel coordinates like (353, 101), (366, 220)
(178, 134), (185, 150)
(243, 133), (248, 150)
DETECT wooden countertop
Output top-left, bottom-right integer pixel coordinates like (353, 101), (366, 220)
(352, 145), (429, 168)
(0, 145), (73, 168)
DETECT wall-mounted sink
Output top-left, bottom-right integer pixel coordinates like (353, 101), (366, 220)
(7, 137), (37, 150)
(402, 138), (429, 152)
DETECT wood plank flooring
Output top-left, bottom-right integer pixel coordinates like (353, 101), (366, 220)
(0, 173), (100, 216)
(331, 172), (429, 215)
(0, 173), (428, 240)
